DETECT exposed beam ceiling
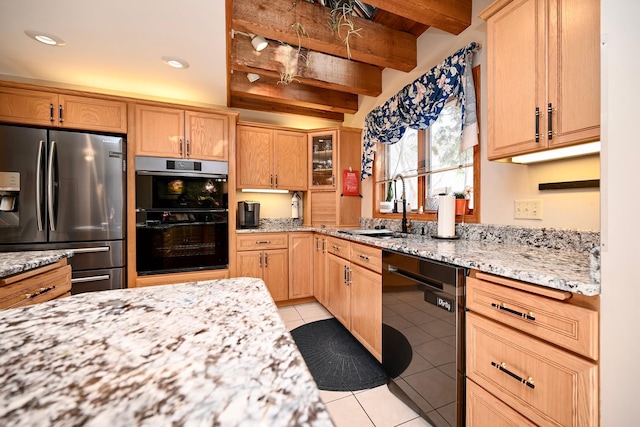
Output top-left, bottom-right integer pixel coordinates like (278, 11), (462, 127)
(227, 0), (472, 122)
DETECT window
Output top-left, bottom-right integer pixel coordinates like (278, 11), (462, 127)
(374, 67), (480, 222)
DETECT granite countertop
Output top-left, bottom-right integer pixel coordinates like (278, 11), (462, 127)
(0, 250), (74, 279)
(238, 226), (600, 296)
(0, 278), (333, 427)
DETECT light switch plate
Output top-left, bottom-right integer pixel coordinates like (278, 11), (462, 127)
(514, 199), (543, 220)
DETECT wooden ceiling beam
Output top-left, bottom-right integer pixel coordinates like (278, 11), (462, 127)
(364, 0), (472, 35)
(230, 72), (358, 114)
(231, 0), (417, 72)
(230, 96), (344, 121)
(230, 35), (382, 97)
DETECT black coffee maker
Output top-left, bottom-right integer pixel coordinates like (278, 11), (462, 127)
(237, 201), (260, 228)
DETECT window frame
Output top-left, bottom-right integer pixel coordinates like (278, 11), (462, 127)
(372, 65), (481, 224)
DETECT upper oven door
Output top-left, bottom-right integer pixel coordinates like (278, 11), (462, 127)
(135, 156), (229, 211)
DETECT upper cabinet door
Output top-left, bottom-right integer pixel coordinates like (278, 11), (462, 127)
(0, 87), (58, 127)
(547, 0), (600, 148)
(185, 111), (229, 161)
(236, 125), (273, 189)
(309, 131), (337, 189)
(273, 130), (307, 191)
(135, 105), (184, 158)
(483, 0), (600, 160)
(59, 94), (127, 134)
(0, 87), (127, 133)
(486, 0), (547, 159)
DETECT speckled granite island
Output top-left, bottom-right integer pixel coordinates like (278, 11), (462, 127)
(0, 278), (333, 427)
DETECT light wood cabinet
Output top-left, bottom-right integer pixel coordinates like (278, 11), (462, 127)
(288, 232), (313, 299)
(135, 104), (229, 161)
(308, 128), (361, 227)
(135, 269), (229, 288)
(236, 233), (289, 302)
(349, 263), (382, 360)
(327, 252), (351, 326)
(237, 124), (307, 191)
(0, 85), (127, 133)
(481, 0), (600, 160)
(467, 274), (599, 359)
(467, 312), (598, 426)
(324, 235), (382, 361)
(466, 271), (600, 426)
(312, 233), (328, 306)
(466, 379), (536, 427)
(0, 260), (71, 309)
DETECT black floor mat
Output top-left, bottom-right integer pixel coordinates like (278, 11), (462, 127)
(290, 318), (388, 391)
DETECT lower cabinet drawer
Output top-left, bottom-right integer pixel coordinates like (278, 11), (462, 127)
(236, 233), (288, 251)
(1, 264), (72, 309)
(326, 236), (350, 258)
(467, 276), (599, 360)
(350, 241), (382, 273)
(466, 312), (598, 427)
(466, 379), (536, 427)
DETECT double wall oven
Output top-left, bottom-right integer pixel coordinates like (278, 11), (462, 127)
(135, 156), (228, 275)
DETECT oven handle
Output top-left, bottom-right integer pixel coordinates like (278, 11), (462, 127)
(135, 170), (228, 180)
(387, 265), (444, 291)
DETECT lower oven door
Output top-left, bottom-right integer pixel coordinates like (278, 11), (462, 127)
(136, 213), (228, 275)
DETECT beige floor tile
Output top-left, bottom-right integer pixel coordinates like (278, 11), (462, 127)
(354, 385), (419, 427)
(302, 313), (334, 323)
(325, 395), (374, 427)
(397, 416), (433, 426)
(319, 389), (353, 404)
(295, 302), (331, 321)
(278, 305), (302, 322)
(285, 318), (305, 331)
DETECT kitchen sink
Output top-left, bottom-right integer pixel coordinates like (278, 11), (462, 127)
(337, 229), (409, 239)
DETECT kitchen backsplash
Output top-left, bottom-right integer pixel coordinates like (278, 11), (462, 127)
(359, 218), (600, 254)
(258, 218), (304, 228)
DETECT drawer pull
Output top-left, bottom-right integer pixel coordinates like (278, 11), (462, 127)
(358, 254), (369, 261)
(255, 241), (271, 244)
(491, 361), (535, 389)
(491, 302), (535, 321)
(26, 285), (56, 299)
(333, 245), (341, 251)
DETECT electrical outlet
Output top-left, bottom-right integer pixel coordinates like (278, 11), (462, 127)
(514, 199), (543, 220)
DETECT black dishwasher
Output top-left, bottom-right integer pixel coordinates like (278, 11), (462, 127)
(382, 250), (467, 427)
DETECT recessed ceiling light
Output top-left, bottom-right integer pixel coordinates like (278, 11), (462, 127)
(25, 30), (66, 47)
(161, 56), (190, 69)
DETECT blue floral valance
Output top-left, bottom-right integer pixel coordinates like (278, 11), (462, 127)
(361, 42), (481, 180)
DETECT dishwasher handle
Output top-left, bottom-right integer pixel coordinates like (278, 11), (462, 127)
(387, 265), (444, 291)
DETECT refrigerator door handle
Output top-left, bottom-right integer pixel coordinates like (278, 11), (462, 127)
(71, 274), (110, 284)
(47, 140), (57, 232)
(67, 246), (110, 254)
(36, 140), (45, 232)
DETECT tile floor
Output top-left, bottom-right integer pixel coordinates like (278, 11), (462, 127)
(278, 302), (433, 427)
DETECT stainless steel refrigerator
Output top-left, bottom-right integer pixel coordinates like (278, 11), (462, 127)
(0, 124), (126, 293)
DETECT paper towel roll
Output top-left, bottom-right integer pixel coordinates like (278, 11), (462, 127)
(437, 195), (456, 237)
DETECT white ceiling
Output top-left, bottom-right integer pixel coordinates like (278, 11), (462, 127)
(0, 0), (229, 108)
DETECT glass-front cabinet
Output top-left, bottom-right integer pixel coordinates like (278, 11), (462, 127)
(310, 132), (336, 188)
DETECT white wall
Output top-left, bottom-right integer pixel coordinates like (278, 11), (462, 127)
(600, 0), (640, 424)
(236, 191), (293, 219)
(343, 0), (600, 231)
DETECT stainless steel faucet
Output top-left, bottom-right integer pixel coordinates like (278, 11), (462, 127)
(393, 173), (409, 234)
